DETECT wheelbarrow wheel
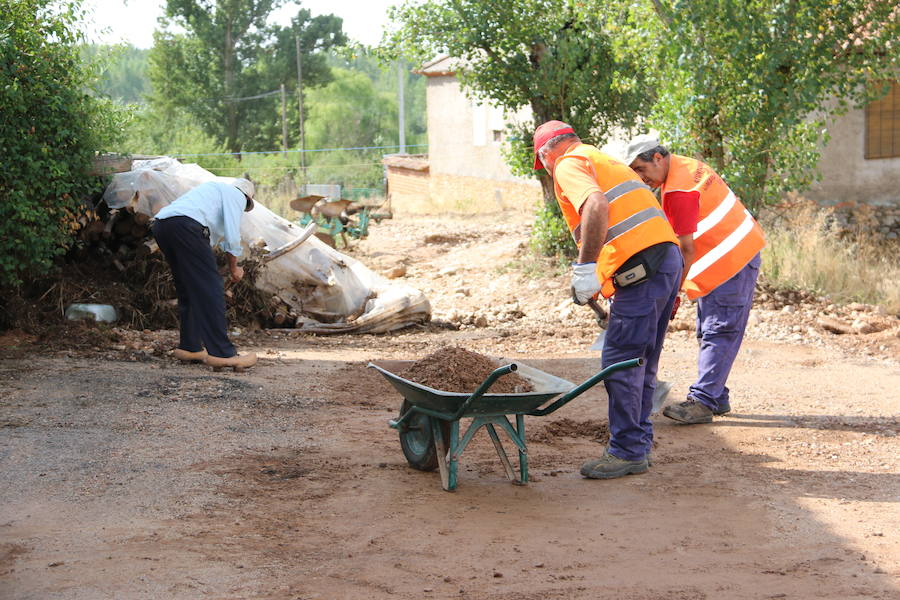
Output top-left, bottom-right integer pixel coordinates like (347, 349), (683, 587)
(398, 400), (451, 472)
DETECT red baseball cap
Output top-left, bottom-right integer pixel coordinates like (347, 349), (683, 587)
(532, 120), (575, 170)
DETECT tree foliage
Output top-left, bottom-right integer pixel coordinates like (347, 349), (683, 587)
(380, 0), (650, 204)
(0, 0), (124, 286)
(645, 0), (900, 213)
(84, 43), (150, 103)
(302, 52), (427, 188)
(150, 0), (347, 154)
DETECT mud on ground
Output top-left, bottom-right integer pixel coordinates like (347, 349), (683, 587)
(1, 213), (898, 599)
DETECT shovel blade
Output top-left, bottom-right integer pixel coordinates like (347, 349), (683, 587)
(589, 330), (606, 351)
(652, 380), (673, 414)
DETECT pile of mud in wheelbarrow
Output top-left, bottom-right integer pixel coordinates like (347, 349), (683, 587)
(370, 346), (643, 491)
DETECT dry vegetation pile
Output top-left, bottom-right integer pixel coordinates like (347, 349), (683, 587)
(398, 346), (534, 393)
(761, 200), (900, 314)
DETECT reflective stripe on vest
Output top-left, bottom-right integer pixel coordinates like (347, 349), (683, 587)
(605, 180), (651, 203)
(606, 207), (668, 242)
(662, 155), (765, 299)
(569, 183), (655, 244)
(552, 144), (679, 298)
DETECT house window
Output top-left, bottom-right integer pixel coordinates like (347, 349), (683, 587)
(492, 130), (503, 143)
(865, 80), (900, 159)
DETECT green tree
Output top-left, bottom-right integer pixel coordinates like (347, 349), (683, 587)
(84, 43), (151, 103)
(645, 0), (900, 213)
(298, 51), (427, 189)
(304, 66), (399, 187)
(0, 0), (124, 287)
(381, 0), (650, 205)
(150, 1), (346, 154)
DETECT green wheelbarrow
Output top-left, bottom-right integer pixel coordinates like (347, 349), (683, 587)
(368, 357), (643, 491)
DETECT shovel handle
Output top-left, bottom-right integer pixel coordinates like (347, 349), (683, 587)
(587, 298), (608, 327)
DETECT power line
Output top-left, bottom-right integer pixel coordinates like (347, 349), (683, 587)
(200, 161), (389, 172)
(225, 89), (281, 102)
(171, 144), (427, 158)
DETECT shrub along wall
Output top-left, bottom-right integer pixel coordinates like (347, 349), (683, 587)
(0, 0), (124, 287)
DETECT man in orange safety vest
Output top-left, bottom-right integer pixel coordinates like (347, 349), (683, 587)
(534, 121), (682, 478)
(625, 135), (765, 424)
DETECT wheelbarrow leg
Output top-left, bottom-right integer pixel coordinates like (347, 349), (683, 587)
(448, 420), (460, 491)
(516, 414), (528, 484)
(491, 416), (528, 485)
(486, 424), (518, 483)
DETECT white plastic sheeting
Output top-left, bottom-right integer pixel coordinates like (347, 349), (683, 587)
(102, 157), (431, 333)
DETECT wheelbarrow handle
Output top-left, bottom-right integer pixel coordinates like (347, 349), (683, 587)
(450, 364), (518, 421)
(527, 357), (644, 417)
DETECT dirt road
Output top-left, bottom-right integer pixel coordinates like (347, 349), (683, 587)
(2, 214), (898, 599)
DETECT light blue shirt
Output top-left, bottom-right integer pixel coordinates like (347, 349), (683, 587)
(155, 181), (246, 257)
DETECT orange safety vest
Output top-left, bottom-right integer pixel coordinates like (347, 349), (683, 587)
(661, 154), (766, 299)
(553, 144), (679, 298)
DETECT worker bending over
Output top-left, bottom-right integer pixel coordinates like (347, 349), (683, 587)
(626, 135), (765, 424)
(534, 121), (681, 478)
(152, 179), (258, 371)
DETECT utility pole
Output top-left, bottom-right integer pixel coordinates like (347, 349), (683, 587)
(295, 37), (306, 179)
(398, 60), (406, 154)
(280, 83), (288, 156)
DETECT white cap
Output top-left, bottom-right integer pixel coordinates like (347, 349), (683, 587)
(623, 134), (661, 166)
(231, 177), (256, 200)
(232, 177), (255, 200)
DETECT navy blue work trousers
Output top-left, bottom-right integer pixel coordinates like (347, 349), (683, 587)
(152, 216), (236, 359)
(602, 244), (683, 461)
(688, 253), (761, 412)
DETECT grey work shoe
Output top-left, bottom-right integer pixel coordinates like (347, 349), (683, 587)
(663, 399), (714, 424)
(713, 400), (731, 416)
(580, 449), (649, 479)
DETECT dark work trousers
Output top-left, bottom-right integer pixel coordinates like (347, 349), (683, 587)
(152, 216), (236, 359)
(602, 244), (683, 461)
(688, 253), (761, 412)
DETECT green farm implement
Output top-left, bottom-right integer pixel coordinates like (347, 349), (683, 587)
(290, 195), (388, 248)
(368, 357), (643, 491)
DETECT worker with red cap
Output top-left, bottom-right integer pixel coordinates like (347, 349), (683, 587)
(533, 120), (682, 478)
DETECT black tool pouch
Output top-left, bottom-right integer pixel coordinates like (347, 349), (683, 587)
(613, 242), (673, 289)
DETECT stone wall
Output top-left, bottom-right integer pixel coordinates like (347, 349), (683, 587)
(386, 168), (430, 214)
(421, 173), (542, 215)
(829, 202), (900, 240)
(389, 172), (541, 215)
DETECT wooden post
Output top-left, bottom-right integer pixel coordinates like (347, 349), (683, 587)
(295, 37), (306, 181)
(398, 61), (406, 154)
(280, 83), (288, 156)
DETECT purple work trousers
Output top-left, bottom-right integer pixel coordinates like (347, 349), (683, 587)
(688, 253), (761, 412)
(602, 244), (683, 461)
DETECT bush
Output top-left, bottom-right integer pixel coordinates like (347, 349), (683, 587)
(529, 200), (577, 260)
(0, 0), (124, 286)
(761, 201), (900, 314)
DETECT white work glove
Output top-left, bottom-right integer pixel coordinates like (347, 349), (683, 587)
(571, 262), (601, 305)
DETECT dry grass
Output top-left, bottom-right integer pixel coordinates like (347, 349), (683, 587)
(760, 200), (900, 315)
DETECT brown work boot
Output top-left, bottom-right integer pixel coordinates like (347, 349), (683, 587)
(663, 399), (714, 424)
(580, 449), (649, 479)
(207, 352), (257, 372)
(173, 348), (208, 362)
